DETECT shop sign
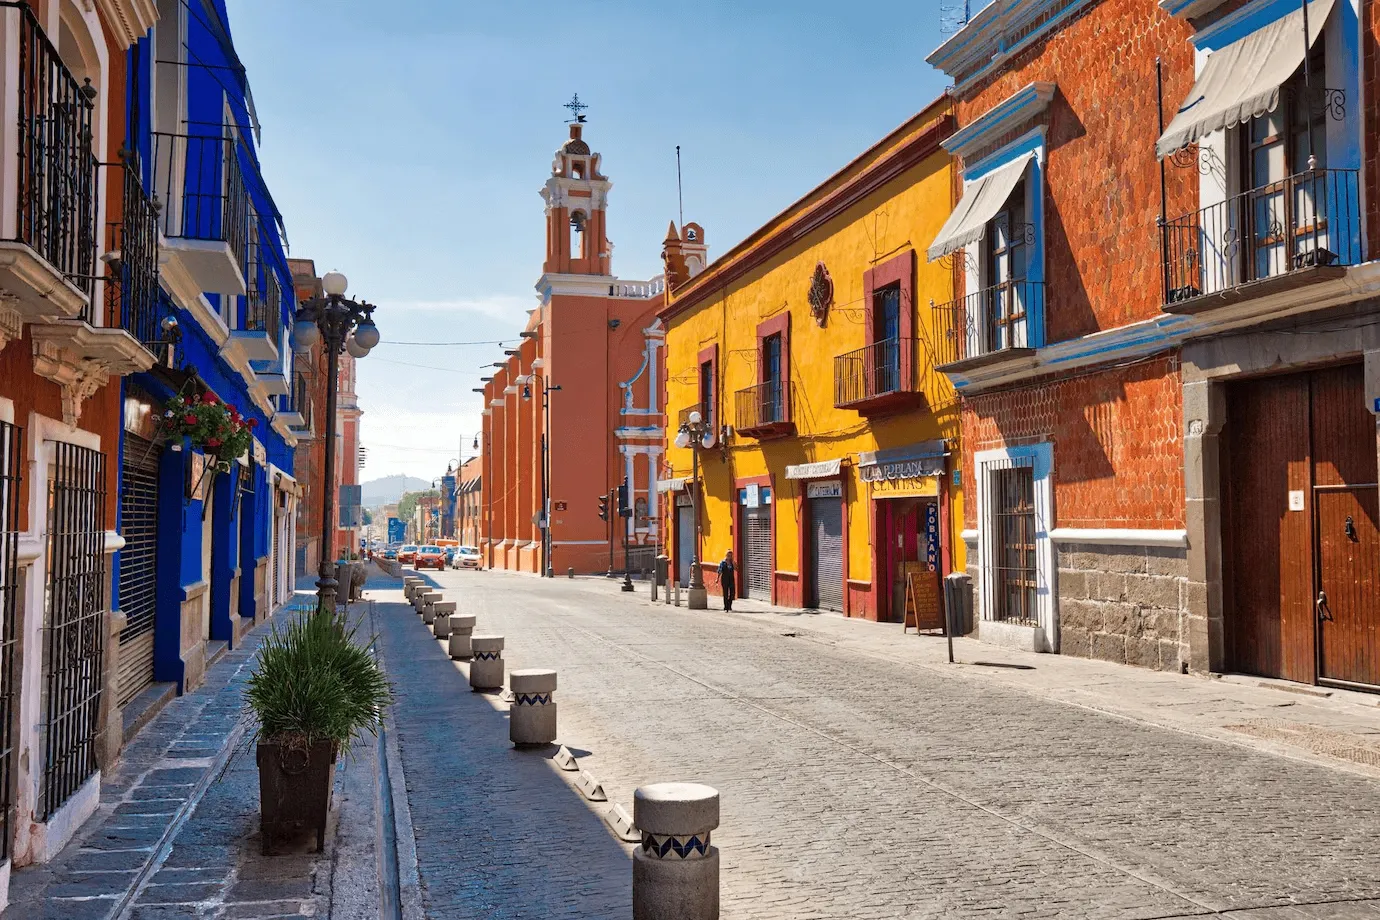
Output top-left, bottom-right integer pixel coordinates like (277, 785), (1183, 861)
(786, 459), (842, 480)
(806, 480), (842, 499)
(870, 477), (937, 498)
(859, 456), (944, 483)
(924, 502), (940, 570)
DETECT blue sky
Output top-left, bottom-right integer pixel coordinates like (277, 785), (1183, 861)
(224, 0), (955, 482)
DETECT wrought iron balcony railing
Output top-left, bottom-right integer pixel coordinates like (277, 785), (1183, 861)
(103, 157), (162, 347)
(932, 280), (1042, 370)
(834, 337), (924, 410)
(280, 369), (312, 430)
(734, 380), (793, 438)
(151, 131), (249, 270)
(3, 0), (99, 306)
(1162, 168), (1361, 308)
(244, 241), (279, 332)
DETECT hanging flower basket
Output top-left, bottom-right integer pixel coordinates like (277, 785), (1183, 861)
(156, 392), (256, 473)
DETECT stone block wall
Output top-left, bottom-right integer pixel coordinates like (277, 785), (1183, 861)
(1057, 542), (1188, 672)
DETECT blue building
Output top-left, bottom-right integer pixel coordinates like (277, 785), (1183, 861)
(114, 0), (304, 715)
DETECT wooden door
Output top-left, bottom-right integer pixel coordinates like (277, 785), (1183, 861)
(1310, 364), (1380, 687)
(1223, 373), (1315, 682)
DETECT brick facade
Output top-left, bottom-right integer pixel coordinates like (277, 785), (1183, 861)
(960, 354), (1184, 530)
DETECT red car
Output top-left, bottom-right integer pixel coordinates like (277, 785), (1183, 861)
(414, 545), (447, 570)
(397, 544), (419, 565)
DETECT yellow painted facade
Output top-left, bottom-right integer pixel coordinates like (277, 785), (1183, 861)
(660, 97), (964, 621)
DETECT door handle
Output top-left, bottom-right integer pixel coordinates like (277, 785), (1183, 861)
(1344, 515), (1357, 541)
(1316, 590), (1332, 621)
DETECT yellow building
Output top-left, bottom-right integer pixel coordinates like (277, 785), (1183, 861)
(659, 96), (962, 622)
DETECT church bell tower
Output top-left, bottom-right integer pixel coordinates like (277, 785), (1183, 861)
(540, 121), (613, 277)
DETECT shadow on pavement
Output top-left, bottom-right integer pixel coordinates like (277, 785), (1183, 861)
(373, 596), (632, 918)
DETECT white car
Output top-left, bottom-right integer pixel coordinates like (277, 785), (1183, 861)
(452, 545), (482, 569)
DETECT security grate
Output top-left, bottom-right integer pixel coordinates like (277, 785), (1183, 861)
(0, 422), (24, 859)
(42, 441), (107, 820)
(993, 467), (1037, 625)
(744, 509), (771, 600)
(117, 433), (159, 705)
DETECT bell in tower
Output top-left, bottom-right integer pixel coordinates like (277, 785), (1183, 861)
(539, 111), (613, 278)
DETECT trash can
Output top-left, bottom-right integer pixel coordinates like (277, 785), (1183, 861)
(943, 573), (973, 636)
(654, 555), (669, 588)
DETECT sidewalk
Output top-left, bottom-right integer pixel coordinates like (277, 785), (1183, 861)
(2, 580), (382, 920)
(655, 586), (1380, 780)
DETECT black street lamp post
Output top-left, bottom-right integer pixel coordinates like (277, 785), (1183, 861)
(523, 378), (560, 577)
(291, 270), (379, 614)
(673, 410), (717, 610)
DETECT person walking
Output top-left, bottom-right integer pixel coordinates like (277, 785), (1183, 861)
(717, 550), (737, 611)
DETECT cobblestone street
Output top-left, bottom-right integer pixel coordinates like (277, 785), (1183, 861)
(378, 567), (1380, 920)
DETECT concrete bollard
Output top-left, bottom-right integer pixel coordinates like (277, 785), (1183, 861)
(568, 567), (575, 579)
(508, 669), (557, 746)
(404, 576), (422, 600)
(421, 592), (443, 624)
(448, 614), (476, 660)
(432, 601), (456, 638)
(469, 635), (504, 691)
(633, 783), (720, 920)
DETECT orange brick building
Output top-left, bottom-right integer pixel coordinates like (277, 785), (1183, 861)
(927, 0), (1380, 688)
(479, 121), (669, 575)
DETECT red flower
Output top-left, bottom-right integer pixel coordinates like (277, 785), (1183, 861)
(248, 418), (258, 428)
(206, 438), (222, 448)
(183, 414), (197, 425)
(202, 392), (217, 405)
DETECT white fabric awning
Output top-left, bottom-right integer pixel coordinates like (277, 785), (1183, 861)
(656, 477), (688, 493)
(1156, 0), (1334, 158)
(785, 459), (842, 480)
(926, 153), (1035, 261)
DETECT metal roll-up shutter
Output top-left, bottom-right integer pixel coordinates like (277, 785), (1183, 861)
(117, 433), (160, 706)
(744, 508), (771, 599)
(810, 498), (844, 611)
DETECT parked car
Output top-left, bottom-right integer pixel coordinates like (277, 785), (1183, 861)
(443, 546), (457, 566)
(397, 544), (419, 565)
(382, 546), (398, 560)
(453, 546), (482, 570)
(415, 545), (447, 570)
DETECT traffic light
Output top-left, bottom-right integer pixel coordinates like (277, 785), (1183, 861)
(617, 478), (632, 518)
(597, 494), (609, 521)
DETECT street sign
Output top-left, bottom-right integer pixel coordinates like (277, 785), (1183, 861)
(554, 501), (567, 511)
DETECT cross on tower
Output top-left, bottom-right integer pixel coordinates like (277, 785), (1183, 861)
(564, 93), (588, 123)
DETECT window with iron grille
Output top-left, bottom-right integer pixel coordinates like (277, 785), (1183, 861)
(0, 422), (24, 858)
(992, 466), (1037, 626)
(42, 441), (107, 820)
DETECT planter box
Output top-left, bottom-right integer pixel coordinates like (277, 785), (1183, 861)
(257, 740), (336, 854)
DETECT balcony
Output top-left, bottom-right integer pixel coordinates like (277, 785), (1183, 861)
(1161, 168), (1362, 313)
(833, 337), (926, 414)
(277, 370), (311, 433)
(0, 1), (98, 322)
(234, 246), (280, 362)
(932, 281), (1041, 373)
(152, 131), (249, 296)
(734, 380), (794, 439)
(102, 157), (163, 354)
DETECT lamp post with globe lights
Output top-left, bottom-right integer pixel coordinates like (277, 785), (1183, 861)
(673, 409), (716, 610)
(291, 270), (380, 613)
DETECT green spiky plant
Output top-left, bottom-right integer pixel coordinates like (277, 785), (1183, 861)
(245, 610), (392, 753)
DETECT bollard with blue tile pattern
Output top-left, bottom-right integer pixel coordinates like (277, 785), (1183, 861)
(633, 782), (720, 920)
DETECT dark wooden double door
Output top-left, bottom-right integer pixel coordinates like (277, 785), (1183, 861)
(1225, 363), (1380, 688)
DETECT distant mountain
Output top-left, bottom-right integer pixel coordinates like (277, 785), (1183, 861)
(362, 474), (432, 508)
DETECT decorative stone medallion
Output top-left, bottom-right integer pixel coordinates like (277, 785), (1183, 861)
(808, 262), (833, 328)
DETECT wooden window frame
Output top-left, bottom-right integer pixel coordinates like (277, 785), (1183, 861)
(697, 344), (718, 429)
